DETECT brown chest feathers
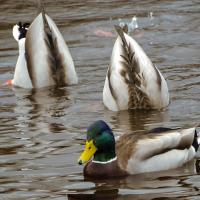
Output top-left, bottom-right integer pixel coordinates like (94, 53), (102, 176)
(84, 160), (128, 178)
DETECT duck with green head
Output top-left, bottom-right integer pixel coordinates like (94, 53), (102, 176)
(78, 120), (127, 177)
(78, 120), (200, 178)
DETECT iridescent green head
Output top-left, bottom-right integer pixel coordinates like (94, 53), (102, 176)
(78, 120), (116, 164)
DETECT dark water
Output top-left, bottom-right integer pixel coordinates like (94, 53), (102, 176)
(0, 0), (200, 199)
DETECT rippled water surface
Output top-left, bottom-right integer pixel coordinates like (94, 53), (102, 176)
(0, 0), (200, 199)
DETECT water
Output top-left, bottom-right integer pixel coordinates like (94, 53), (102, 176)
(0, 0), (200, 199)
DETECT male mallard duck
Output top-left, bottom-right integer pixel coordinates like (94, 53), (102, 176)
(11, 10), (78, 88)
(103, 25), (169, 111)
(78, 120), (200, 178)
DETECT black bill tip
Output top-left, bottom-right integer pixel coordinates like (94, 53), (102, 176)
(78, 160), (83, 165)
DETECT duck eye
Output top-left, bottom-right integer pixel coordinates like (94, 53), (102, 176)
(88, 146), (91, 150)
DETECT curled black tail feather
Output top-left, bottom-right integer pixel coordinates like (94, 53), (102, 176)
(192, 129), (199, 152)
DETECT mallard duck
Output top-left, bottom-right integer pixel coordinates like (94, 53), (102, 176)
(78, 120), (200, 178)
(103, 25), (169, 111)
(11, 10), (78, 88)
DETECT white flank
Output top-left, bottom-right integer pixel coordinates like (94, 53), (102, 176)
(125, 128), (196, 174)
(103, 37), (130, 111)
(13, 38), (33, 88)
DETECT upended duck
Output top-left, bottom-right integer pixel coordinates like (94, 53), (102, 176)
(78, 120), (200, 178)
(11, 12), (78, 88)
(103, 25), (169, 111)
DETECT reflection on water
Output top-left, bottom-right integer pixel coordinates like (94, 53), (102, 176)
(0, 0), (200, 199)
(107, 109), (170, 137)
(67, 160), (200, 200)
(68, 189), (119, 200)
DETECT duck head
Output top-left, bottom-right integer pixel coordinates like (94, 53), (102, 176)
(78, 120), (116, 165)
(13, 22), (30, 41)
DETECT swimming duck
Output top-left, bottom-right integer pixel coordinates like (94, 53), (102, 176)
(103, 25), (169, 111)
(78, 120), (200, 178)
(11, 11), (78, 88)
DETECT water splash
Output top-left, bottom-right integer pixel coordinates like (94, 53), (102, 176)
(118, 16), (138, 33)
(129, 16), (138, 31)
(118, 18), (126, 28)
(148, 11), (155, 26)
(148, 12), (154, 20)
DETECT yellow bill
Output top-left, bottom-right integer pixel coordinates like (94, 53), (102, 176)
(78, 140), (97, 165)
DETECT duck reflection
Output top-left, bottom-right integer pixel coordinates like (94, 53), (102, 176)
(13, 86), (72, 134)
(68, 159), (200, 200)
(195, 159), (200, 174)
(104, 108), (170, 137)
(67, 188), (118, 200)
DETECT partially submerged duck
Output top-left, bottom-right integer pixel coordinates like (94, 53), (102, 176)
(78, 120), (200, 178)
(103, 25), (169, 111)
(11, 11), (78, 88)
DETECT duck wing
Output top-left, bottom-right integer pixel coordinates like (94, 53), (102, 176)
(117, 128), (197, 174)
(25, 13), (55, 88)
(45, 14), (78, 85)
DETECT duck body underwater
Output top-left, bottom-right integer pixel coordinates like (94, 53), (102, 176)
(103, 25), (169, 111)
(78, 120), (200, 178)
(12, 10), (78, 89)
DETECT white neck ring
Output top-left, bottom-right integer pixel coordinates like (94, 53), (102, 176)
(92, 156), (117, 164)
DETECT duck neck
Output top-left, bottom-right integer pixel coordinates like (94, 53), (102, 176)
(93, 150), (116, 163)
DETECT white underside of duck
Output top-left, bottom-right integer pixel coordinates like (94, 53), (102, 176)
(103, 26), (169, 111)
(13, 13), (78, 89)
(13, 38), (33, 88)
(125, 128), (196, 174)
